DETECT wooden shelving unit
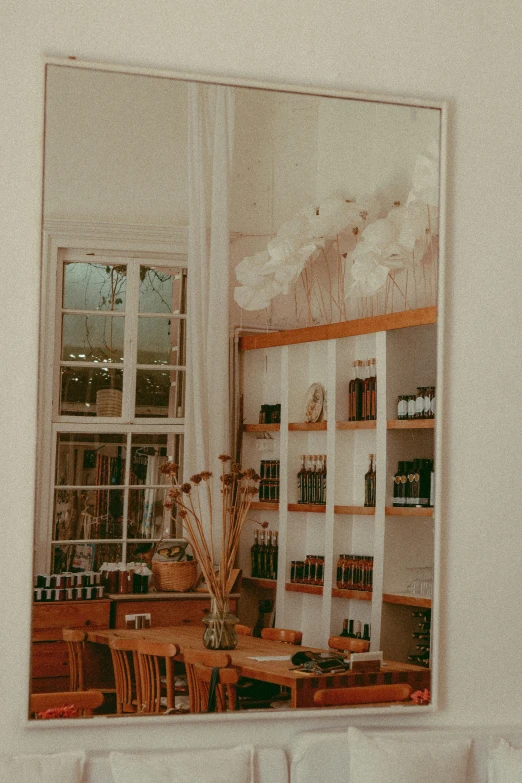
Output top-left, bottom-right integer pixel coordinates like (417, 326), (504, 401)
(288, 421), (327, 431)
(242, 576), (277, 590)
(243, 423), (280, 432)
(336, 421), (376, 430)
(387, 419), (435, 429)
(288, 503), (326, 513)
(238, 305), (438, 660)
(385, 507), (433, 517)
(331, 588), (372, 601)
(285, 582), (323, 596)
(383, 593), (432, 609)
(249, 502), (279, 511)
(334, 505), (375, 515)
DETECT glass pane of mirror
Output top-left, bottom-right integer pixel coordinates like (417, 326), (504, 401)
(34, 62), (443, 720)
(135, 368), (185, 418)
(52, 542), (122, 573)
(139, 265), (186, 314)
(63, 262), (127, 311)
(61, 314), (125, 363)
(137, 316), (183, 366)
(59, 367), (124, 416)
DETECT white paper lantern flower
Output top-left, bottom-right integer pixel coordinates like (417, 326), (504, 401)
(235, 250), (272, 287)
(234, 277), (284, 310)
(346, 251), (390, 298)
(408, 141), (440, 208)
(306, 196), (364, 239)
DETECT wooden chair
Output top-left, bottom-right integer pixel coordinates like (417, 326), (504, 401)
(327, 636), (370, 654)
(183, 649), (239, 713)
(62, 629), (86, 691)
(235, 624), (253, 636)
(313, 683), (413, 707)
(109, 637), (142, 714)
(30, 690), (104, 718)
(137, 640), (180, 714)
(261, 627), (302, 645)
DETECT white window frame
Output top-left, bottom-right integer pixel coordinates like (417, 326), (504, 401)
(34, 220), (188, 573)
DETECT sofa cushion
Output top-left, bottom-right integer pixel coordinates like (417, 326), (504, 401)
(348, 727), (471, 783)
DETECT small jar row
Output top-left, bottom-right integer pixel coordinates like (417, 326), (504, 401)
(397, 386), (436, 420)
(34, 585), (105, 602)
(35, 571), (102, 589)
(290, 555), (325, 586)
(336, 554), (373, 592)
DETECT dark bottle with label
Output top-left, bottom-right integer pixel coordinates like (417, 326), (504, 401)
(271, 531), (279, 579)
(347, 619), (356, 638)
(364, 454), (376, 507)
(348, 361), (357, 421)
(409, 459), (420, 506)
(370, 358), (377, 420)
(340, 619), (350, 637)
(251, 530), (260, 577)
(362, 623), (371, 642)
(259, 531), (267, 578)
(393, 461), (406, 506)
(354, 360), (364, 421)
(418, 459), (432, 507)
(362, 359), (371, 420)
(297, 455), (306, 503)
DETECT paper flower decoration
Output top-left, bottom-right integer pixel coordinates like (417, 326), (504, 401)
(410, 688), (431, 705)
(234, 144), (439, 315)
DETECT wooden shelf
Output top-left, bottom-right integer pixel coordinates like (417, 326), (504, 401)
(243, 423), (280, 432)
(249, 501), (280, 511)
(387, 419), (435, 429)
(288, 421), (327, 431)
(336, 421), (376, 430)
(242, 576), (277, 590)
(240, 306), (437, 350)
(383, 593), (432, 609)
(288, 503), (326, 513)
(331, 588), (372, 601)
(285, 582), (323, 595)
(385, 506), (433, 517)
(334, 505), (375, 515)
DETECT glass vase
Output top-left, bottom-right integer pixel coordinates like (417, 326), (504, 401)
(202, 597), (239, 650)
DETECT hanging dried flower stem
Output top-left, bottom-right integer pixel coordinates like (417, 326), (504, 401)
(161, 457), (260, 614)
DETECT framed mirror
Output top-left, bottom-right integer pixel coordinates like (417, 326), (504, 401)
(31, 58), (445, 721)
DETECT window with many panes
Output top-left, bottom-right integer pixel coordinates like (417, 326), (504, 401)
(39, 247), (187, 573)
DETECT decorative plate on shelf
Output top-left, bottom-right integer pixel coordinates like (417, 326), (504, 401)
(304, 383), (325, 422)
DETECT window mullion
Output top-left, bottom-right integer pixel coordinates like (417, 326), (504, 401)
(123, 260), (140, 423)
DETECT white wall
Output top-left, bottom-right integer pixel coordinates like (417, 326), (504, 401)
(1, 0), (522, 759)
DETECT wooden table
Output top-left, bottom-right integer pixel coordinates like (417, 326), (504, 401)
(87, 624), (430, 709)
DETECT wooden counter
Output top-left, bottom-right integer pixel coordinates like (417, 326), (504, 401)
(107, 592), (239, 628)
(31, 593), (239, 692)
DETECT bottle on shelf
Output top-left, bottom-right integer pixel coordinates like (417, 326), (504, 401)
(364, 454), (376, 507)
(348, 361), (357, 421)
(251, 530), (260, 577)
(340, 619), (350, 637)
(355, 620), (362, 639)
(362, 623), (371, 642)
(363, 359), (371, 420)
(354, 360), (364, 420)
(297, 454), (307, 504)
(370, 357), (377, 420)
(348, 619), (355, 638)
(393, 461), (407, 507)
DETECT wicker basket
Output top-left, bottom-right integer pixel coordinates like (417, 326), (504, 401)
(96, 388), (122, 417)
(152, 559), (198, 592)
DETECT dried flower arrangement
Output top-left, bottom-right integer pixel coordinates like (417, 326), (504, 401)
(162, 455), (260, 613)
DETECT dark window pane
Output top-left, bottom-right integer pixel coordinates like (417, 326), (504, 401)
(60, 367), (123, 416)
(63, 262), (127, 311)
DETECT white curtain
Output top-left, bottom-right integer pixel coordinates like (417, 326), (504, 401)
(184, 83), (235, 552)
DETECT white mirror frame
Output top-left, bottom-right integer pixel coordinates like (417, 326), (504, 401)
(29, 55), (447, 726)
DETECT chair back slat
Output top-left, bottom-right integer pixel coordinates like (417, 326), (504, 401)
(327, 636), (370, 654)
(62, 629), (86, 691)
(30, 690), (103, 717)
(137, 640), (180, 714)
(109, 637), (142, 714)
(261, 627), (302, 645)
(183, 649), (238, 713)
